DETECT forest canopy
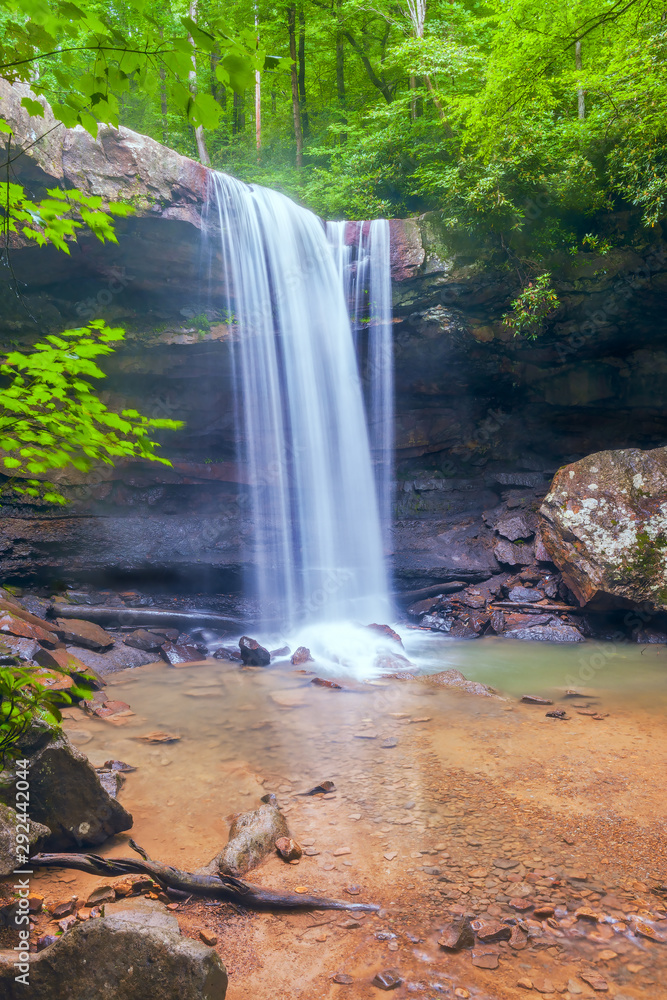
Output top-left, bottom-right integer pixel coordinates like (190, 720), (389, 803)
(1, 0), (666, 277)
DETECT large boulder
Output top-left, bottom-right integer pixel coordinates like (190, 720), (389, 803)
(0, 721), (132, 848)
(540, 447), (667, 609)
(0, 897), (227, 999)
(0, 804), (50, 877)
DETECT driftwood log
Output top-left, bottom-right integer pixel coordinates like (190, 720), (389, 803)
(30, 850), (378, 912)
(47, 604), (247, 633)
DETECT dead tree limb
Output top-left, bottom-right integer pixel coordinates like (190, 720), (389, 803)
(30, 852), (378, 912)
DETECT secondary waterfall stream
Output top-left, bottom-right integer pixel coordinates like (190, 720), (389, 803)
(204, 173), (393, 659)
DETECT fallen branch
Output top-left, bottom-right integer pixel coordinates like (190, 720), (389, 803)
(30, 851), (378, 912)
(48, 604), (247, 633)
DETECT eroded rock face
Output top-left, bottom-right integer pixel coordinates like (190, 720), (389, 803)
(0, 897), (227, 1000)
(0, 721), (132, 848)
(540, 447), (667, 609)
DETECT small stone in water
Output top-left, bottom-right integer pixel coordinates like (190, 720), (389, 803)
(333, 973), (354, 984)
(345, 885), (361, 895)
(334, 847), (351, 856)
(371, 969), (402, 990)
(521, 695), (553, 705)
(381, 738), (398, 748)
(471, 949), (499, 969)
(383, 852), (398, 861)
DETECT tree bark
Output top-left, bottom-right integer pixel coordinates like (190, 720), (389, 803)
(233, 90), (246, 134)
(575, 40), (585, 119)
(188, 0), (211, 166)
(287, 5), (303, 168)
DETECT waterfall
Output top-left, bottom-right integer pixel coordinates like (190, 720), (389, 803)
(326, 221), (394, 546)
(204, 173), (392, 631)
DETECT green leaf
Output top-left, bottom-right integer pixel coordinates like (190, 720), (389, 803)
(20, 97), (45, 118)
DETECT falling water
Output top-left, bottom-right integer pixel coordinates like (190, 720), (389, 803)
(204, 173), (392, 632)
(327, 221), (394, 543)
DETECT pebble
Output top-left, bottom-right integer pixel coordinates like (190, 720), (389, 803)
(521, 695), (553, 705)
(199, 929), (218, 946)
(333, 973), (354, 984)
(334, 847), (352, 856)
(303, 848), (320, 856)
(533, 979), (556, 994)
(345, 885), (361, 895)
(598, 950), (618, 961)
(517, 979), (533, 990)
(355, 731), (378, 739)
(371, 969), (402, 990)
(471, 949), (499, 969)
(384, 852), (398, 861)
(454, 991), (470, 999)
(381, 738), (398, 748)
(579, 971), (608, 991)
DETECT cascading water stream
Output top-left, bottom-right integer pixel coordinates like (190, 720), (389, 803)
(203, 173), (392, 650)
(326, 221), (394, 547)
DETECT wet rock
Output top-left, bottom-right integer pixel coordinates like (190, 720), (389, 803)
(51, 899), (78, 919)
(275, 837), (302, 862)
(366, 624), (403, 646)
(311, 677), (342, 689)
(0, 610), (59, 646)
(333, 973), (354, 984)
(96, 769), (124, 798)
(162, 642), (204, 665)
(546, 709), (568, 719)
(0, 896), (227, 1000)
(54, 618), (115, 652)
(472, 919), (512, 943)
(422, 670), (496, 697)
(270, 645), (291, 657)
(371, 969), (402, 990)
(438, 918), (475, 951)
(509, 926), (528, 950)
(123, 629), (166, 652)
(213, 647), (242, 661)
(471, 949), (499, 969)
(496, 514), (533, 542)
(135, 731), (180, 744)
(298, 780), (335, 795)
(495, 539), (534, 567)
(540, 446), (667, 609)
(0, 720), (132, 849)
(508, 586), (543, 602)
(239, 636), (271, 666)
(86, 886), (116, 906)
(579, 971), (609, 991)
(521, 694), (553, 705)
(0, 803), (50, 877)
(505, 623), (585, 642)
(375, 651), (416, 673)
(291, 646), (314, 665)
(460, 588), (486, 609)
(103, 760), (137, 773)
(202, 793), (289, 877)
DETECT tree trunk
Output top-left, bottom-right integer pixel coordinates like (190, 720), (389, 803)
(335, 30), (345, 108)
(188, 0), (211, 166)
(255, 7), (262, 155)
(159, 29), (168, 145)
(298, 2), (308, 136)
(233, 91), (246, 134)
(287, 5), (303, 169)
(575, 40), (585, 119)
(210, 50), (228, 146)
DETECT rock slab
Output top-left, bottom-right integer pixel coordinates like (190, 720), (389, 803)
(540, 447), (667, 609)
(0, 897), (227, 999)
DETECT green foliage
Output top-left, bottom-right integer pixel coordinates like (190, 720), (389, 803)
(0, 320), (183, 504)
(503, 273), (561, 339)
(0, 660), (93, 762)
